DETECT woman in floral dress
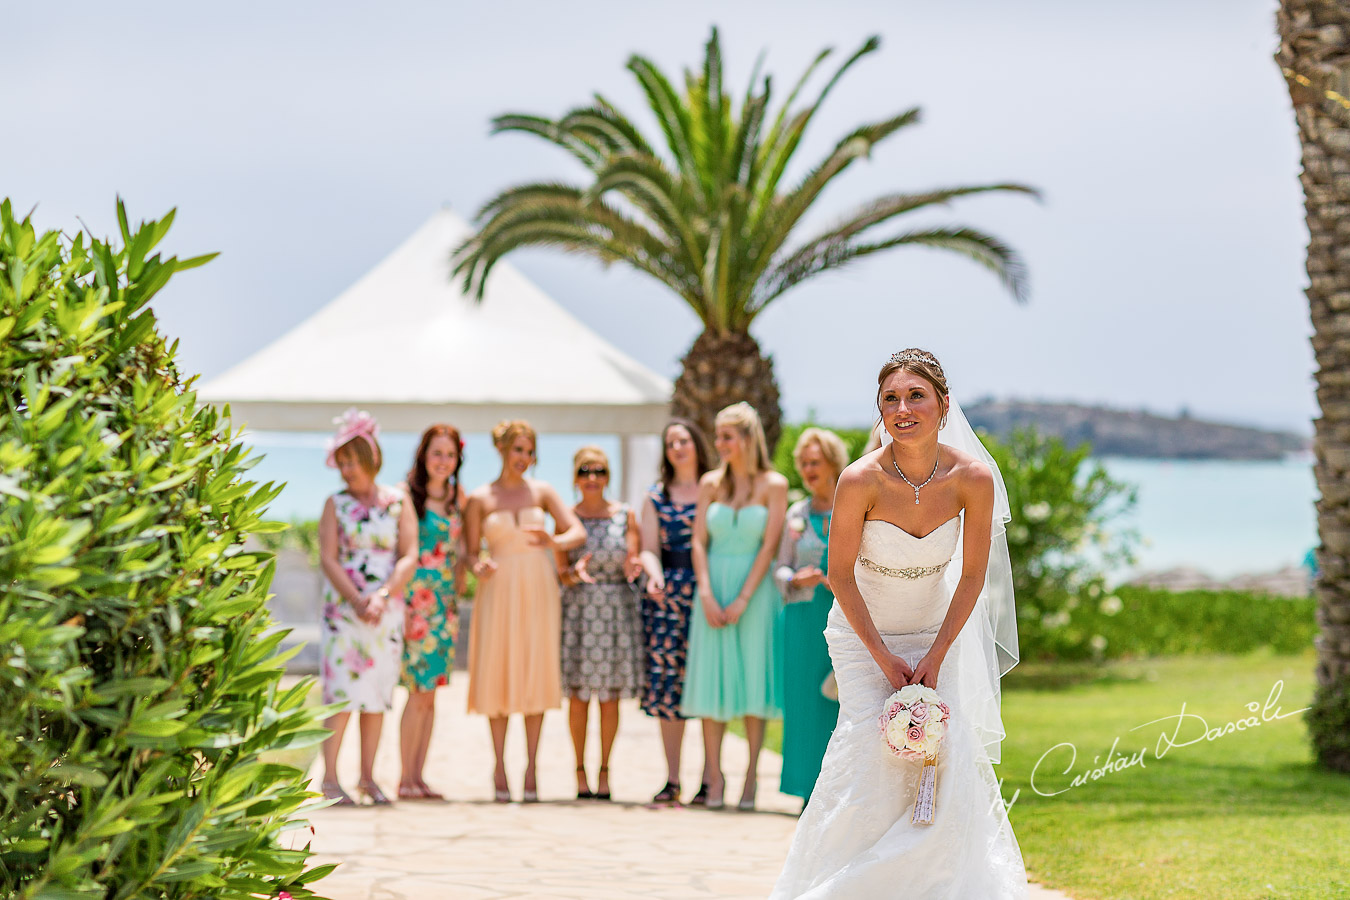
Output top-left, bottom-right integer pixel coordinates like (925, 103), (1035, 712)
(398, 424), (466, 800)
(318, 409), (420, 806)
(636, 418), (713, 804)
(557, 446), (645, 801)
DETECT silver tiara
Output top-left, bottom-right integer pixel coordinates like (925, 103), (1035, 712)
(889, 350), (941, 370)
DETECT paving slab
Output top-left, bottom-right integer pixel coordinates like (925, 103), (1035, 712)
(304, 673), (1072, 899)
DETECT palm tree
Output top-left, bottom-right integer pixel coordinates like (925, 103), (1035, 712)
(1277, 1), (1350, 773)
(453, 28), (1036, 450)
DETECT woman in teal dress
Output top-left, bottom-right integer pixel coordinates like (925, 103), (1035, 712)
(398, 424), (466, 800)
(774, 427), (850, 801)
(682, 402), (788, 811)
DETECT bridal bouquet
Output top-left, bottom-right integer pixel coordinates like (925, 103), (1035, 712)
(878, 684), (951, 825)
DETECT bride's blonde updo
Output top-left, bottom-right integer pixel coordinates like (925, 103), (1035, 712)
(876, 348), (950, 421)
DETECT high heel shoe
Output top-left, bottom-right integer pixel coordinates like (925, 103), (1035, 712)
(651, 780), (681, 804)
(575, 765), (594, 800)
(522, 773), (539, 804)
(705, 777), (726, 811)
(738, 781), (757, 812)
(493, 772), (511, 803)
(356, 779), (392, 806)
(594, 765), (611, 802)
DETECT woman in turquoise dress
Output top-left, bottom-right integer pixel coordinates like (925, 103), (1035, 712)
(774, 427), (850, 801)
(398, 424), (466, 800)
(682, 402), (788, 811)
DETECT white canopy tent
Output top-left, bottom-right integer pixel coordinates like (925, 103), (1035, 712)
(199, 207), (669, 503)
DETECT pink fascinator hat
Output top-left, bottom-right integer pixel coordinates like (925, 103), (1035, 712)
(325, 407), (381, 468)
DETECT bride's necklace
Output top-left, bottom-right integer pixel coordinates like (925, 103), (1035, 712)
(891, 447), (939, 505)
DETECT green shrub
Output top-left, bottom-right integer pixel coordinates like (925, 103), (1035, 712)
(0, 200), (333, 898)
(986, 428), (1138, 660)
(1086, 585), (1315, 658)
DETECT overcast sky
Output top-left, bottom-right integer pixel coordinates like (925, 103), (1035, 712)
(7, 0), (1314, 431)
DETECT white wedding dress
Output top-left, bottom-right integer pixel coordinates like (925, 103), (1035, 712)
(771, 514), (1029, 899)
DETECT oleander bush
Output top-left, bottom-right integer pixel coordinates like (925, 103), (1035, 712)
(986, 428), (1138, 661)
(0, 200), (333, 899)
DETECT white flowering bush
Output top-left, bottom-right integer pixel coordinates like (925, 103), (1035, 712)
(984, 428), (1137, 661)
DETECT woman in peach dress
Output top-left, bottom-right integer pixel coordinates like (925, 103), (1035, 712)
(463, 420), (586, 802)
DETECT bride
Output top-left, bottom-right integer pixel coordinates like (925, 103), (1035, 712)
(771, 349), (1028, 899)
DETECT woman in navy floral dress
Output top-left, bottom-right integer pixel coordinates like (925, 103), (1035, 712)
(636, 419), (713, 804)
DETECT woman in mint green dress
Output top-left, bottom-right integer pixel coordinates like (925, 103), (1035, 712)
(682, 402), (788, 811)
(398, 424), (466, 800)
(774, 428), (850, 801)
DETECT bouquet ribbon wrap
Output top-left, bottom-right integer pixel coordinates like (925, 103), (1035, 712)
(911, 756), (938, 825)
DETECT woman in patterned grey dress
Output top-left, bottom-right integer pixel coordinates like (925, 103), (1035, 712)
(557, 446), (645, 800)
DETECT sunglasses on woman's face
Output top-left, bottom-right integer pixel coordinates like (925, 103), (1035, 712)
(577, 466), (609, 478)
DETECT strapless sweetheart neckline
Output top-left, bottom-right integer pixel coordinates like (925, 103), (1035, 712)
(863, 514), (960, 542)
(485, 505), (544, 527)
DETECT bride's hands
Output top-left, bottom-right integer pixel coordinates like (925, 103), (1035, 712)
(877, 651), (915, 690)
(910, 650), (944, 690)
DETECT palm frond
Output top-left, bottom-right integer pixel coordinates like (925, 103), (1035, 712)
(773, 183), (1038, 279)
(585, 153), (703, 276)
(753, 225), (1030, 311)
(754, 35), (882, 209)
(627, 54), (702, 198)
(491, 114), (605, 170)
(744, 108), (922, 288)
(468, 28), (1035, 331)
(453, 186), (698, 306)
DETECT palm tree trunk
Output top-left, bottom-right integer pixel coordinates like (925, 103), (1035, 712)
(1278, 0), (1350, 772)
(671, 330), (784, 453)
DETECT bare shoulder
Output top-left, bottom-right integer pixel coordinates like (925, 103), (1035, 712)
(839, 448), (886, 489)
(760, 469), (789, 492)
(697, 470), (722, 496)
(944, 446), (993, 495)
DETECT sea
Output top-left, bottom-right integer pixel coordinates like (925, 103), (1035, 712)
(240, 432), (1318, 581)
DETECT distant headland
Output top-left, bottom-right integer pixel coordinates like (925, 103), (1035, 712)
(964, 400), (1311, 460)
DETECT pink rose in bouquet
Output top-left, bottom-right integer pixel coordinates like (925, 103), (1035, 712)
(878, 684), (951, 762)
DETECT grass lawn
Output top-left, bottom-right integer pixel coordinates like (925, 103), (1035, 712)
(746, 652), (1348, 899)
(1000, 651), (1348, 899)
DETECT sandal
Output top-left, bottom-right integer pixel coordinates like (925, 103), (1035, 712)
(321, 781), (355, 807)
(687, 782), (709, 807)
(595, 765), (611, 802)
(415, 779), (444, 801)
(575, 765), (594, 800)
(356, 779), (392, 806)
(651, 781), (681, 804)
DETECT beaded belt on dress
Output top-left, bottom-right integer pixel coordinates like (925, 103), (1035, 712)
(857, 556), (950, 579)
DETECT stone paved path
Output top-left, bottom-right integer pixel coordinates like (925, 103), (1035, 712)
(305, 673), (1072, 899)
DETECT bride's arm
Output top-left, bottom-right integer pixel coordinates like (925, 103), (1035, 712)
(911, 461), (995, 689)
(829, 461), (914, 690)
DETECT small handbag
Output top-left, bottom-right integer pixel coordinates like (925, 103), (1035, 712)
(820, 670), (839, 702)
